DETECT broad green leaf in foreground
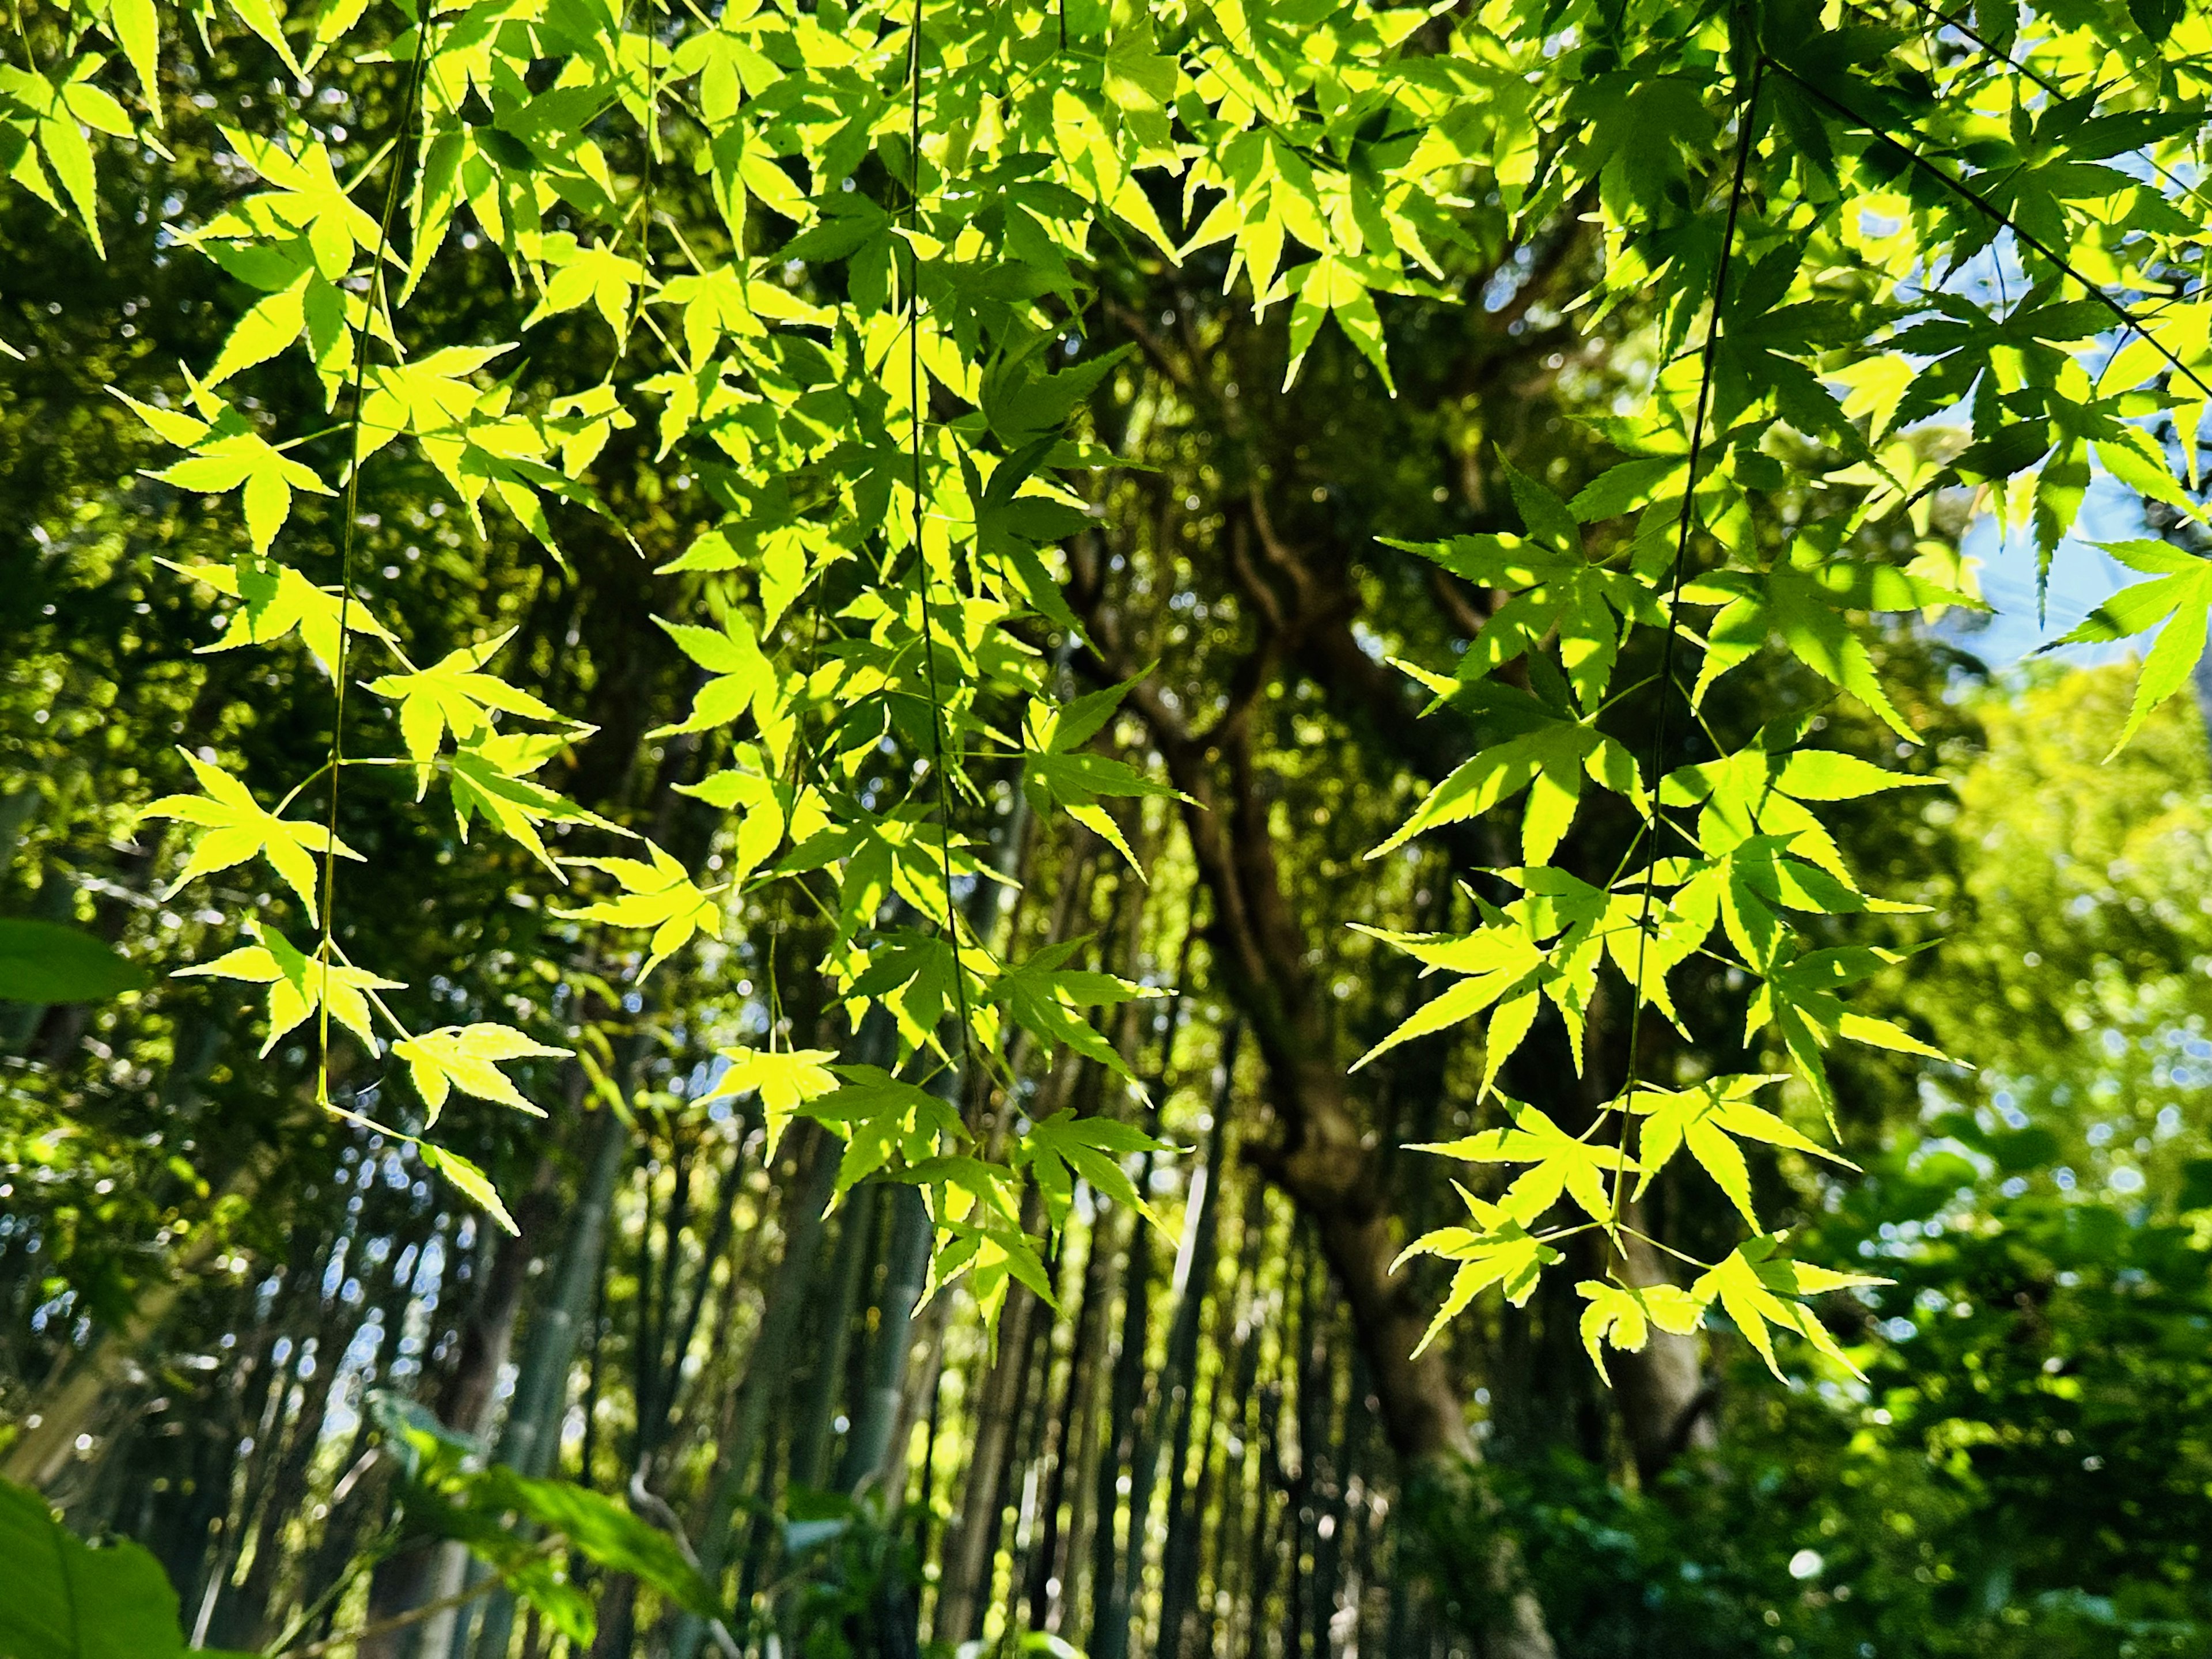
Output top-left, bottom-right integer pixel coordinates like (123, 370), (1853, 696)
(0, 918), (147, 1003)
(0, 1475), (210, 1659)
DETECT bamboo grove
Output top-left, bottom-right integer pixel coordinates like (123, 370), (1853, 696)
(6, 0), (2212, 1653)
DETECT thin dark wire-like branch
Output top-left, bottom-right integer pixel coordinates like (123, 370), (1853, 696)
(1890, 0), (2212, 240)
(904, 0), (978, 1076)
(1767, 53), (2212, 405)
(316, 14), (439, 1107)
(1611, 55), (1766, 1243)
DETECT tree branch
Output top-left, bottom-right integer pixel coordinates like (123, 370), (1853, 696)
(273, 1534), (566, 1659)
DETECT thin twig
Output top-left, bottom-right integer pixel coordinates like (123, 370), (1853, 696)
(1767, 53), (2212, 405)
(314, 13), (440, 1105)
(268, 1534), (566, 1659)
(1611, 55), (1766, 1247)
(1891, 0), (2212, 238)
(903, 0), (979, 1077)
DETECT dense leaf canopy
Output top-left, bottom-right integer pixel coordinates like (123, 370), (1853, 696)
(7, 0), (2212, 1654)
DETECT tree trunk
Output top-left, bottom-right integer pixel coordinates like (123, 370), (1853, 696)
(790, 1182), (876, 1493)
(1086, 1192), (1150, 1659)
(931, 1191), (1047, 1646)
(458, 1107), (632, 1659)
(1040, 1196), (1112, 1635)
(666, 1122), (841, 1659)
(353, 1147), (562, 1659)
(1073, 560), (1556, 1657)
(3, 1141), (280, 1490)
(836, 1183), (931, 1498)
(1152, 1036), (1237, 1656)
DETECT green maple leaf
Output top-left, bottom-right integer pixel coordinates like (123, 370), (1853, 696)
(448, 733), (621, 873)
(2041, 540), (2212, 755)
(1413, 1100), (1636, 1226)
(1368, 674), (1644, 865)
(654, 262), (835, 367)
(176, 922), (403, 1057)
(1691, 1234), (1889, 1381)
(193, 254), (352, 388)
(1575, 1279), (1707, 1385)
(160, 553), (397, 679)
(923, 1202), (1056, 1337)
(1751, 942), (1955, 1123)
(1016, 1108), (1171, 1232)
(1351, 921), (1545, 1075)
(141, 750), (361, 923)
(1661, 738), (1940, 877)
(1020, 681), (1187, 878)
(1387, 459), (1668, 711)
(992, 938), (1161, 1082)
(1391, 1183), (1562, 1355)
(554, 842), (722, 980)
(649, 609), (783, 748)
(0, 54), (135, 252)
(1685, 546), (1979, 743)
(222, 0), (306, 76)
(367, 629), (569, 790)
(192, 123), (386, 278)
(355, 346), (516, 460)
(524, 234), (649, 342)
(1699, 833), (1922, 974)
(393, 1023), (570, 1127)
(1283, 254), (1395, 393)
(1355, 866), (1622, 1087)
(805, 1065), (968, 1202)
(678, 758), (795, 886)
(145, 406), (336, 556)
(417, 1143), (518, 1236)
(1628, 1073), (1855, 1230)
(698, 1045), (840, 1156)
(1569, 71), (1717, 222)
(839, 931), (990, 1062)
(92, 0), (161, 119)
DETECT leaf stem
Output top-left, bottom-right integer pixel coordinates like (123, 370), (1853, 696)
(903, 0), (982, 1093)
(1764, 52), (2212, 406)
(315, 11), (441, 1109)
(1613, 55), (1766, 1241)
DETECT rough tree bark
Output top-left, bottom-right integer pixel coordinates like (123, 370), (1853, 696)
(1071, 536), (1559, 1659)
